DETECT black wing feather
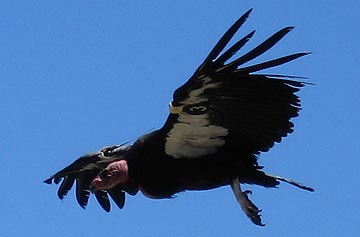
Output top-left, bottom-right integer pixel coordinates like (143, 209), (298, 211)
(236, 52), (311, 74)
(57, 176), (75, 200)
(214, 30), (256, 66)
(75, 174), (92, 209)
(94, 190), (111, 212)
(209, 76), (303, 153)
(108, 187), (126, 209)
(197, 8), (253, 72)
(218, 27), (294, 72)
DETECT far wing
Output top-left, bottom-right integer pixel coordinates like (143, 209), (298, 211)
(161, 9), (308, 160)
(44, 145), (135, 211)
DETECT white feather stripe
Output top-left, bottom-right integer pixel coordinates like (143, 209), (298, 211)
(182, 79), (221, 104)
(165, 76), (227, 159)
(177, 113), (209, 126)
(165, 119), (228, 159)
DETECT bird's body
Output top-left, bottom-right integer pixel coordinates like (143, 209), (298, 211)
(44, 9), (313, 226)
(127, 129), (277, 199)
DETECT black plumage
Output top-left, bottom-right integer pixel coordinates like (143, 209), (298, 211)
(44, 9), (313, 226)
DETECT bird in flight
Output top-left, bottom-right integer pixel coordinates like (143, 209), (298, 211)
(44, 9), (313, 226)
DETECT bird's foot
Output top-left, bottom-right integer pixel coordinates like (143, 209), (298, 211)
(230, 178), (265, 226)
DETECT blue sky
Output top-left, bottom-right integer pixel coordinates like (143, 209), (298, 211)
(1, 1), (359, 236)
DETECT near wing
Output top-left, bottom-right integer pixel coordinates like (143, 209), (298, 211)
(161, 9), (309, 160)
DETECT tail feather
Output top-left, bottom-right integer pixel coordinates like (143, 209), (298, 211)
(241, 171), (314, 192)
(241, 170), (280, 187)
(267, 173), (314, 192)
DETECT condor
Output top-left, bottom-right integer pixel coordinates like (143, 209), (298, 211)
(44, 9), (313, 226)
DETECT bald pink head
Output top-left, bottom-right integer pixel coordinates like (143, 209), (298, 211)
(91, 160), (129, 191)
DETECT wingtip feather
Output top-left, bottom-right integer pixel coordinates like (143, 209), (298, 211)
(43, 178), (53, 184)
(197, 9), (254, 72)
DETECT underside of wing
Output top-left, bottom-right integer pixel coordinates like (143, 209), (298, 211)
(162, 9), (308, 160)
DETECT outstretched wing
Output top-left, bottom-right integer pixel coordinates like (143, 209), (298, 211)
(44, 145), (137, 211)
(162, 9), (308, 160)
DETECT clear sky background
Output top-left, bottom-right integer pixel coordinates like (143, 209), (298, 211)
(1, 1), (359, 236)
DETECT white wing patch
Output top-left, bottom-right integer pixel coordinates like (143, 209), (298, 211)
(165, 111), (229, 159)
(165, 76), (228, 159)
(182, 77), (222, 104)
